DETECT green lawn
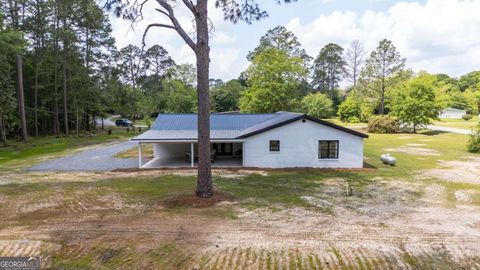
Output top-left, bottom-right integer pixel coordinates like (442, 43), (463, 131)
(134, 117), (156, 127)
(100, 131), (475, 208)
(324, 118), (367, 127)
(432, 115), (480, 129)
(1, 130), (479, 269)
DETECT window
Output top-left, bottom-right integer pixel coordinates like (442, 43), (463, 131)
(318, 140), (339, 159)
(269, 140), (280, 151)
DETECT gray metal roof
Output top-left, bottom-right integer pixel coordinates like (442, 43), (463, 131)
(132, 112), (367, 141)
(149, 113), (286, 130)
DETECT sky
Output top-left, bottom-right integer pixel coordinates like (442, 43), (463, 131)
(109, 0), (480, 81)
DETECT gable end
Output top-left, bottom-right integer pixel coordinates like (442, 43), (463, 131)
(237, 114), (368, 139)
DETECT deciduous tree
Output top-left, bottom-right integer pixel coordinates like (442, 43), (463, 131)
(301, 92), (334, 119)
(211, 80), (244, 112)
(344, 40), (365, 87)
(390, 74), (442, 133)
(239, 48), (306, 113)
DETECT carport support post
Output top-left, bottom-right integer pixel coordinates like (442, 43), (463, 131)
(190, 142), (194, 168)
(242, 142), (245, 167)
(138, 142), (142, 168)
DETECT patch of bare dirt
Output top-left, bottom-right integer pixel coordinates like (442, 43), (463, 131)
(160, 191), (235, 208)
(384, 146), (441, 156)
(2, 169), (480, 268)
(2, 169), (270, 185)
(406, 143), (427, 146)
(421, 156), (480, 184)
(422, 184), (447, 204)
(454, 190), (480, 203)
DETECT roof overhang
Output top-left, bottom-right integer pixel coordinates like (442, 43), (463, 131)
(237, 114), (368, 139)
(130, 139), (246, 143)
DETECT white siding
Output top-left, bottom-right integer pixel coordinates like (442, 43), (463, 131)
(243, 119), (364, 168)
(438, 108), (466, 119)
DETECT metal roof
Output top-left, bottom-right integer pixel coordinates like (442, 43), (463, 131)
(132, 112), (368, 141)
(150, 113), (283, 130)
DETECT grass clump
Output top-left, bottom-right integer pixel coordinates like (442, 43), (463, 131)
(467, 125), (480, 153)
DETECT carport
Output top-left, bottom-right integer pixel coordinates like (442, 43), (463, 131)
(136, 140), (244, 168)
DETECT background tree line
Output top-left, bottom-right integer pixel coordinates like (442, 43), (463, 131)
(2, 7), (480, 147)
(0, 0), (200, 146)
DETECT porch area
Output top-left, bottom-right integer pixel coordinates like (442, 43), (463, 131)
(137, 141), (244, 169)
(142, 156), (243, 168)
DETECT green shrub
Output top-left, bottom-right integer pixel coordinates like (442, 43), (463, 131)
(367, 116), (400, 134)
(301, 92), (334, 118)
(467, 126), (480, 153)
(462, 114), (473, 121)
(145, 117), (153, 129)
(337, 96), (374, 123)
(348, 116), (360, 123)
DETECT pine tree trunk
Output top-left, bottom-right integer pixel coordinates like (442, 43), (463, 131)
(0, 116), (6, 147)
(380, 77), (385, 115)
(53, 7), (60, 136)
(63, 16), (69, 135)
(34, 60), (39, 137)
(16, 54), (28, 143)
(76, 106), (79, 138)
(195, 0), (213, 198)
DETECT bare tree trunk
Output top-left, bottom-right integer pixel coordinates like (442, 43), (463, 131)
(16, 54), (28, 143)
(63, 15), (69, 135)
(0, 116), (6, 147)
(76, 106), (79, 138)
(195, 0), (213, 198)
(380, 78), (385, 115)
(353, 66), (357, 87)
(34, 60), (39, 137)
(53, 7), (60, 136)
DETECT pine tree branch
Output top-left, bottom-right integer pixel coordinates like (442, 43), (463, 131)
(156, 0), (196, 51)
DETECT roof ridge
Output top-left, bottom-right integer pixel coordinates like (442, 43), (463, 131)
(239, 112), (302, 132)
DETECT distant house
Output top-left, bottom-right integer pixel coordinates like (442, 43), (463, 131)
(131, 112), (368, 169)
(438, 107), (466, 119)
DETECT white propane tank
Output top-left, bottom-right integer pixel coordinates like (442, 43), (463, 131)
(380, 154), (396, 166)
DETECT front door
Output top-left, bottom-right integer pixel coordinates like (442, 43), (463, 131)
(214, 143), (233, 156)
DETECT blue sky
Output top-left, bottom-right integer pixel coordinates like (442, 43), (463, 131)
(110, 0), (480, 81)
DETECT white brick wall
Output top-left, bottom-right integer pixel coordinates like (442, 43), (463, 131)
(243, 119), (364, 168)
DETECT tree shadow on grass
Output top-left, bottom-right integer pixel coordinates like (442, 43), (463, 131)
(420, 130), (450, 136)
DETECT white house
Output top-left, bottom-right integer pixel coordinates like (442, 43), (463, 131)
(438, 107), (466, 119)
(131, 112), (368, 169)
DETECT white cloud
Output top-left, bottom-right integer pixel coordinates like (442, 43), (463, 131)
(286, 0), (480, 77)
(210, 47), (246, 80)
(212, 31), (236, 45)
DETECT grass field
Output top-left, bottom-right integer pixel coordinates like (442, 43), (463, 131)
(0, 130), (479, 269)
(324, 118), (367, 127)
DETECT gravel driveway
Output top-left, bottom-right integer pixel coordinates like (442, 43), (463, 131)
(28, 141), (138, 172)
(95, 114), (120, 128)
(426, 125), (472, 135)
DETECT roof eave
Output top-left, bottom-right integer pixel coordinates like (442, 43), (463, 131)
(237, 114), (368, 139)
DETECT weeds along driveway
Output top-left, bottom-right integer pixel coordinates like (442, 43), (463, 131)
(27, 141), (137, 172)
